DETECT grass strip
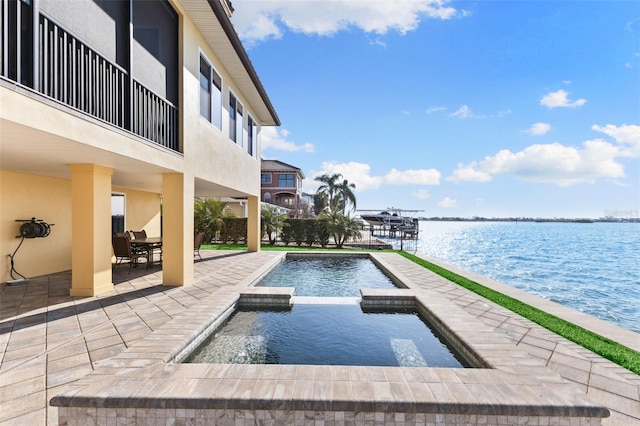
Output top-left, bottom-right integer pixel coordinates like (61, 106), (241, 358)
(398, 251), (640, 375)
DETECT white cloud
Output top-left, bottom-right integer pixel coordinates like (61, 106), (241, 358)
(525, 122), (552, 135)
(304, 162), (441, 194)
(426, 106), (447, 114)
(231, 0), (464, 44)
(447, 164), (492, 183)
(261, 127), (315, 152)
(437, 197), (458, 208)
(448, 140), (626, 186)
(540, 89), (587, 108)
(592, 124), (640, 157)
(450, 105), (474, 119)
(307, 161), (383, 193)
(412, 189), (431, 199)
(384, 168), (441, 185)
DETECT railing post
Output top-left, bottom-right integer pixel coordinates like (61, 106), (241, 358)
(126, 0), (133, 132)
(32, 0), (38, 90)
(1, 0), (6, 76)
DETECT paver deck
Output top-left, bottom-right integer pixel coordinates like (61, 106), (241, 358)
(0, 250), (638, 425)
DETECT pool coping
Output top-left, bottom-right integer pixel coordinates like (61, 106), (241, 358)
(50, 252), (610, 423)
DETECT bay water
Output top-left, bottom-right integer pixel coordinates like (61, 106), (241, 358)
(383, 221), (640, 333)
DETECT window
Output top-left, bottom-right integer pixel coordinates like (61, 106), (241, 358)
(261, 173), (272, 183)
(278, 174), (295, 188)
(247, 115), (257, 157)
(282, 197), (294, 207)
(199, 57), (211, 120)
(263, 192), (272, 202)
(211, 68), (222, 129)
(199, 54), (222, 129)
(229, 93), (244, 147)
(111, 194), (125, 235)
(236, 101), (244, 148)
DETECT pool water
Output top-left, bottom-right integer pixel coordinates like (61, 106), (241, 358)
(183, 304), (468, 367)
(256, 256), (398, 297)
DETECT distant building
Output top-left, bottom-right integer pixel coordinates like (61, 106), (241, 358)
(260, 159), (306, 216)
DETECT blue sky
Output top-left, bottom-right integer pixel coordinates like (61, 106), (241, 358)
(231, 0), (640, 219)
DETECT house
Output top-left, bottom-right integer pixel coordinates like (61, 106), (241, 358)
(260, 159), (306, 216)
(0, 0), (279, 295)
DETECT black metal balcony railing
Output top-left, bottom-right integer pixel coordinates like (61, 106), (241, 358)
(2, 8), (179, 152)
(132, 80), (177, 151)
(40, 14), (127, 128)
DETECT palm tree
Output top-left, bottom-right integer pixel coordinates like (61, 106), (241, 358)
(320, 209), (362, 248)
(314, 173), (341, 212)
(313, 192), (328, 216)
(194, 198), (228, 242)
(335, 178), (356, 214)
(261, 204), (287, 245)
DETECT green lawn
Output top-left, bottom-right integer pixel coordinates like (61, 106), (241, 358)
(201, 244), (640, 375)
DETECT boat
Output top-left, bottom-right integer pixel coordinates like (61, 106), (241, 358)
(359, 210), (408, 227)
(358, 209), (423, 230)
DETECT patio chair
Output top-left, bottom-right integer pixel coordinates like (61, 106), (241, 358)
(194, 232), (205, 260)
(129, 230), (147, 239)
(130, 229), (163, 265)
(112, 235), (147, 272)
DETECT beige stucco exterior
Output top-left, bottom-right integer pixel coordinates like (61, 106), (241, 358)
(0, 0), (279, 292)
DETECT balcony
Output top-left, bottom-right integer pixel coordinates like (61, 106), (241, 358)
(1, 1), (178, 152)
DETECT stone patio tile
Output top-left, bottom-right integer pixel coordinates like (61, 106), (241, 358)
(549, 349), (594, 371)
(518, 340), (555, 362)
(2, 341), (45, 360)
(82, 326), (119, 342)
(47, 351), (91, 374)
(0, 408), (46, 426)
(271, 379), (295, 404)
(85, 335), (124, 352)
(87, 343), (128, 363)
(382, 367), (406, 383)
(292, 379), (314, 406)
(0, 356), (46, 384)
(589, 371), (639, 399)
(365, 367), (387, 382)
(0, 375), (45, 402)
(257, 364), (280, 380)
(45, 328), (83, 346)
(46, 363), (93, 388)
(588, 387), (640, 419)
(46, 342), (89, 362)
(0, 389), (47, 423)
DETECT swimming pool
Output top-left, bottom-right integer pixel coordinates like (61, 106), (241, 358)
(255, 253), (400, 297)
(183, 304), (469, 367)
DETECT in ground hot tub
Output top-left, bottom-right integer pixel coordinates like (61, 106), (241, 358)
(183, 303), (471, 368)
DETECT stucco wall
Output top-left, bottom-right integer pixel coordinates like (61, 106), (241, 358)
(0, 171), (72, 282)
(180, 12), (261, 197)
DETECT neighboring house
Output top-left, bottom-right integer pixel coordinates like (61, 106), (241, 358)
(0, 0), (279, 295)
(260, 159), (306, 216)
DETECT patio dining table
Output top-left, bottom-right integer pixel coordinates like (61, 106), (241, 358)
(130, 237), (162, 268)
